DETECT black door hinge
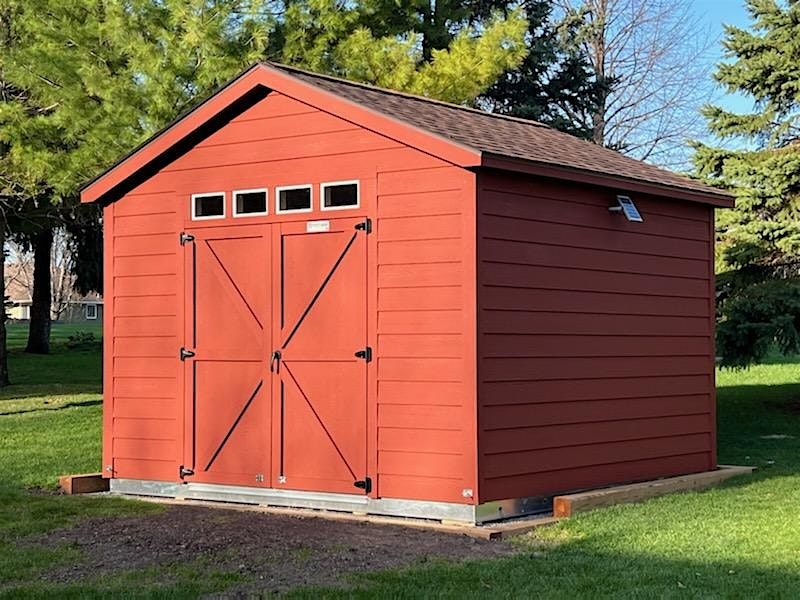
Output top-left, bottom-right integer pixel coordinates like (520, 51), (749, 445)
(354, 347), (372, 362)
(354, 218), (372, 234)
(180, 347), (195, 361)
(180, 232), (195, 245)
(354, 477), (372, 494)
(179, 465), (194, 478)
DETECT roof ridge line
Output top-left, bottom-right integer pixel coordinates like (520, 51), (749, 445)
(262, 62), (711, 187)
(261, 61), (552, 130)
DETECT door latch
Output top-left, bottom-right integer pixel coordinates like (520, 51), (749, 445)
(354, 347), (372, 362)
(180, 347), (195, 361)
(270, 350), (281, 373)
(354, 477), (372, 494)
(180, 232), (195, 245)
(179, 465), (194, 478)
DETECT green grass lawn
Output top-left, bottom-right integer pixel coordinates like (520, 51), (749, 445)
(1, 324), (799, 598)
(297, 359), (800, 599)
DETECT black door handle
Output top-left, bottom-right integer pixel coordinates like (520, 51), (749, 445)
(269, 350), (281, 373)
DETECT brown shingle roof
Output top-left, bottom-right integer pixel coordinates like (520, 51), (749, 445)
(270, 62), (730, 202)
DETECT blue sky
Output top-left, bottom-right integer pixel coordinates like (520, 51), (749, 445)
(691, 0), (753, 114)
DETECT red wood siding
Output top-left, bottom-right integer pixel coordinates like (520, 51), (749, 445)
(105, 192), (182, 482)
(475, 170), (716, 503)
(375, 166), (476, 504)
(105, 91), (477, 503)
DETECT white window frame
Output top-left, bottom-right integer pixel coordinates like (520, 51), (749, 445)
(320, 180), (360, 212)
(275, 184), (313, 215)
(233, 188), (269, 218)
(86, 304), (98, 320)
(191, 192), (226, 221)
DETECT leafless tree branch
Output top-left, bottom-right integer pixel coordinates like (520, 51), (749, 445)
(554, 0), (715, 168)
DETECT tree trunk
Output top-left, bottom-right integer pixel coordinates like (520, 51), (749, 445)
(421, 0), (449, 62)
(25, 227), (53, 354)
(0, 211), (10, 387)
(590, 0), (607, 146)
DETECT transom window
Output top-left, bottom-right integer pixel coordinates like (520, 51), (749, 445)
(321, 181), (359, 210)
(191, 193), (225, 220)
(234, 189), (268, 217)
(276, 185), (312, 214)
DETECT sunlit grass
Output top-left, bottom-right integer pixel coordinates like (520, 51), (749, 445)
(292, 356), (800, 598)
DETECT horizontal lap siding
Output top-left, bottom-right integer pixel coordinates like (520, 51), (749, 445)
(107, 195), (181, 482)
(107, 91), (361, 483)
(376, 167), (476, 504)
(476, 171), (716, 503)
(161, 92), (422, 193)
(107, 91), (469, 497)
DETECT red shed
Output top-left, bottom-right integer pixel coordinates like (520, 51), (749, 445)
(81, 63), (733, 523)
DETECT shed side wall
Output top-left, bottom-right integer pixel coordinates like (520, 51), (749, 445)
(476, 170), (716, 503)
(105, 91), (477, 503)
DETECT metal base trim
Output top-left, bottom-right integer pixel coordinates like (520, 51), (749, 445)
(109, 479), (550, 524)
(475, 495), (552, 523)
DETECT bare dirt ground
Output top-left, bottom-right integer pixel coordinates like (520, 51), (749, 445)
(30, 503), (514, 595)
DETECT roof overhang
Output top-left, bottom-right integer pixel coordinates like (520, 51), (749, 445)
(82, 62), (734, 209)
(480, 154), (735, 208)
(80, 63), (480, 204)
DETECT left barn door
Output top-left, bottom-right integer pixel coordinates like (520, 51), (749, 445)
(181, 224), (271, 487)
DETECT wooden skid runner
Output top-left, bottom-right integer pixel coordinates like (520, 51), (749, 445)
(553, 465), (755, 518)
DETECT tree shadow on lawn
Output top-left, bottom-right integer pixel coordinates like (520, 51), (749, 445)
(716, 381), (800, 480)
(0, 346), (102, 402)
(289, 543), (800, 599)
(0, 397), (102, 416)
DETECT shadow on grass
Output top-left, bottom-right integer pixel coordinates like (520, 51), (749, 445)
(284, 546), (800, 599)
(716, 380), (800, 481)
(0, 345), (102, 402)
(0, 398), (102, 417)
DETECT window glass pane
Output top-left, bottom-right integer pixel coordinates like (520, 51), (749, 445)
(324, 183), (358, 208)
(279, 187), (311, 211)
(235, 190), (267, 215)
(194, 194), (224, 218)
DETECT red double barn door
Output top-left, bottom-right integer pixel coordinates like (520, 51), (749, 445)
(182, 218), (368, 495)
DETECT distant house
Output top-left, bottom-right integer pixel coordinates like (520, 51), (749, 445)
(5, 262), (103, 324)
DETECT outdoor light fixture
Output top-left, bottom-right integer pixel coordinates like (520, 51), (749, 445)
(609, 195), (643, 222)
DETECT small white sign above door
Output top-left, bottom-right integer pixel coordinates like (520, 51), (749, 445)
(306, 220), (330, 233)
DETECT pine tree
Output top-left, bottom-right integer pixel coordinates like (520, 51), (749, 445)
(692, 0), (800, 367)
(482, 0), (602, 139)
(275, 0), (599, 136)
(0, 0), (273, 354)
(275, 0), (529, 104)
(0, 0), (273, 201)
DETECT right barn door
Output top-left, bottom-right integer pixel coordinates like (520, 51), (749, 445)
(272, 218), (369, 495)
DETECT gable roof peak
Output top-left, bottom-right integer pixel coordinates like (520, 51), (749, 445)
(261, 61), (553, 131)
(81, 61), (733, 207)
